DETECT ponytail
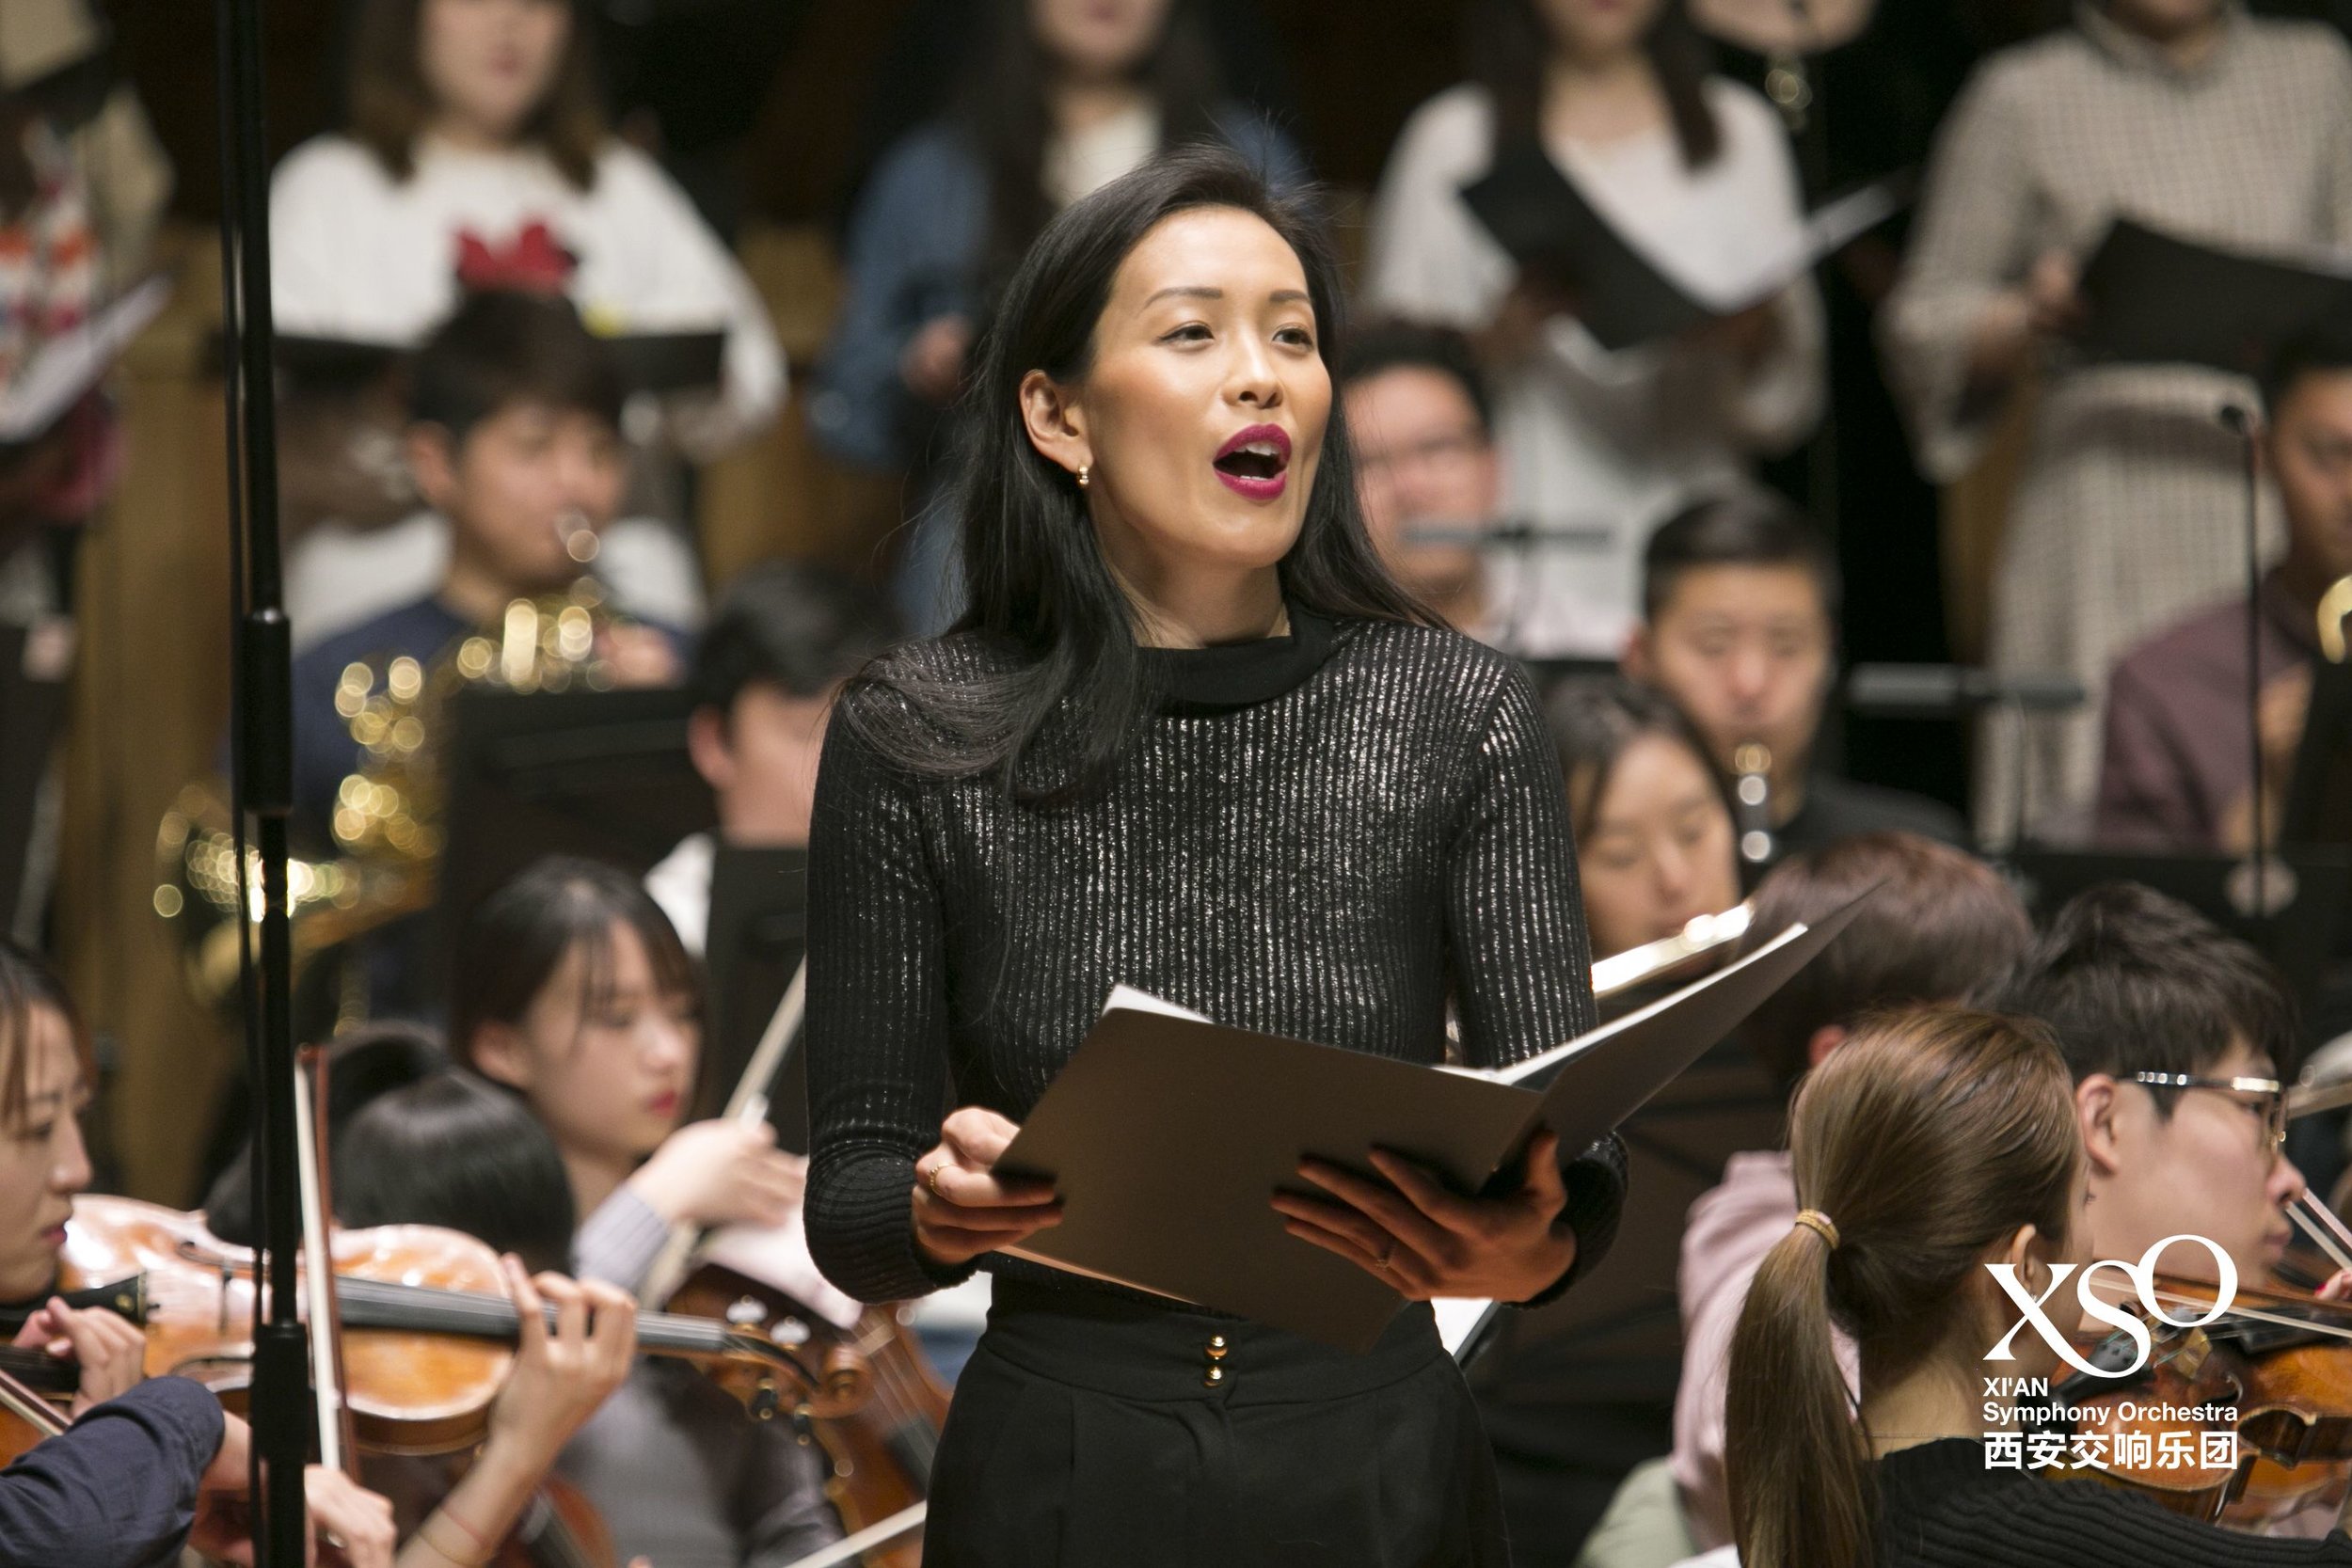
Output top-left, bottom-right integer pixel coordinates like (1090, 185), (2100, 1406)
(1726, 1222), (1877, 1568)
(1721, 1008), (2080, 1568)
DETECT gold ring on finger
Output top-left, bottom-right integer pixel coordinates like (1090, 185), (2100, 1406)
(927, 1161), (946, 1198)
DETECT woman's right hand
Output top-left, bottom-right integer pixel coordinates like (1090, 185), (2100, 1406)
(628, 1118), (806, 1231)
(1473, 274), (1578, 368)
(911, 1107), (1063, 1268)
(2021, 248), (2085, 339)
(1970, 248), (2083, 388)
(482, 1258), (637, 1470)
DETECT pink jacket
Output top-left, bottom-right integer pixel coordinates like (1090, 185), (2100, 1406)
(1669, 1150), (1859, 1550)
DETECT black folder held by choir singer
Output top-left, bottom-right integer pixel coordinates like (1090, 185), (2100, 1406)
(1456, 143), (1903, 353)
(994, 893), (1867, 1353)
(2077, 219), (2352, 376)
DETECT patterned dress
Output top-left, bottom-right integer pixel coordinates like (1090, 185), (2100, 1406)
(1881, 4), (2352, 840)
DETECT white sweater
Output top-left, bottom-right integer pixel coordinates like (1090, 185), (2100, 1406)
(1365, 80), (1824, 629)
(269, 134), (785, 454)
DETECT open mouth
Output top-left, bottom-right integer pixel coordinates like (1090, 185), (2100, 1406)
(1213, 424), (1292, 498)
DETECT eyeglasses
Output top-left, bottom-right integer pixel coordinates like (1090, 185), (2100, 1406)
(1354, 427), (1488, 478)
(2129, 1071), (2288, 1151)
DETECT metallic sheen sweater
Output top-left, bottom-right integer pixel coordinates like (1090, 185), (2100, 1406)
(805, 609), (1628, 1308)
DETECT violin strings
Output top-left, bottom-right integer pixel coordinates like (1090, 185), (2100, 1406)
(2088, 1276), (2352, 1347)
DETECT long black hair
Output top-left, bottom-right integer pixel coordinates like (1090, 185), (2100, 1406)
(337, 1070), (579, 1275)
(1470, 0), (1722, 168)
(0, 940), (86, 1127)
(449, 855), (699, 1076)
(956, 0), (1228, 294)
(849, 145), (1428, 806)
(1543, 675), (1728, 841)
(200, 1022), (448, 1246)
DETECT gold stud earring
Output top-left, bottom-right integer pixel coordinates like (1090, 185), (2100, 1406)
(1076, 464), (1091, 489)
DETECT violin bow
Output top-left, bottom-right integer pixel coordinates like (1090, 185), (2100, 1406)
(294, 1045), (359, 1475)
(0, 1363), (67, 1440)
(637, 958), (808, 1307)
(2290, 1189), (2352, 1277)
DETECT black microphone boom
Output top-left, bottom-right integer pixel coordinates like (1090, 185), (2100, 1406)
(2221, 401), (2266, 916)
(215, 0), (307, 1561)
(1843, 664), (2088, 718)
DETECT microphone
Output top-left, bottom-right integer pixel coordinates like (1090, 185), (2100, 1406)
(1844, 664), (2088, 718)
(1402, 517), (1615, 550)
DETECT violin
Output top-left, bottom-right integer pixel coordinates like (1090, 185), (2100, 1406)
(2051, 1197), (2352, 1526)
(0, 1354), (72, 1467)
(641, 958), (946, 1565)
(293, 1042), (619, 1568)
(55, 1196), (868, 1450)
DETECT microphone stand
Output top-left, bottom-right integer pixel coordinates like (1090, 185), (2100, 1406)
(215, 0), (305, 1560)
(2221, 403), (2265, 920)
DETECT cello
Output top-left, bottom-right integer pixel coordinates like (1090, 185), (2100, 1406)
(639, 960), (946, 1566)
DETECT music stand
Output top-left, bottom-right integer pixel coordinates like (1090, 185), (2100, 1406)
(2005, 847), (2352, 1009)
(2284, 657), (2352, 852)
(435, 687), (716, 992)
(697, 845), (810, 1147)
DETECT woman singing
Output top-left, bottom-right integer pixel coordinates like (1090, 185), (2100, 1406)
(805, 146), (1627, 1566)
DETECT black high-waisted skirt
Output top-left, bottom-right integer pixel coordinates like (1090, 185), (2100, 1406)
(922, 1277), (1509, 1568)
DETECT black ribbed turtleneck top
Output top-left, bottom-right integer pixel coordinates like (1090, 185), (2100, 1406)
(803, 609), (1627, 1307)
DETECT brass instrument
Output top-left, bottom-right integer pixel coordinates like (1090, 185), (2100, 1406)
(1732, 740), (1775, 868)
(157, 580), (629, 1014)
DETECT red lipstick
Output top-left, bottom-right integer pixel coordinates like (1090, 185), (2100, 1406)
(1213, 423), (1292, 501)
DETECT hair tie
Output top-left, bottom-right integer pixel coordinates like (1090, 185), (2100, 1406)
(1792, 1209), (1840, 1250)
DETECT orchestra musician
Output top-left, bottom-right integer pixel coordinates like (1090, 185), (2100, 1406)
(202, 1033), (647, 1568)
(646, 560), (899, 958)
(803, 145), (1627, 1566)
(1621, 491), (1964, 865)
(287, 288), (682, 855)
(1975, 884), (2339, 1300)
(1664, 832), (2032, 1556)
(1724, 1007), (2352, 1566)
(1970, 883), (2352, 1539)
(1542, 676), (1741, 969)
(0, 939), (397, 1567)
(451, 856), (844, 1566)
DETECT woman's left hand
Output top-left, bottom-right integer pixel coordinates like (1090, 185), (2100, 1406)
(14, 1296), (146, 1415)
(1271, 1130), (1578, 1304)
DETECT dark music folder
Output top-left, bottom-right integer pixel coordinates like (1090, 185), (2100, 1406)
(1457, 144), (1902, 352)
(993, 895), (1866, 1352)
(2008, 846), (2352, 1008)
(434, 686), (717, 972)
(2077, 219), (2352, 376)
(699, 845), (811, 1145)
(270, 329), (726, 398)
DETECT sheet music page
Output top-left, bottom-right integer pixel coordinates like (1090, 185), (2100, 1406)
(0, 275), (172, 443)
